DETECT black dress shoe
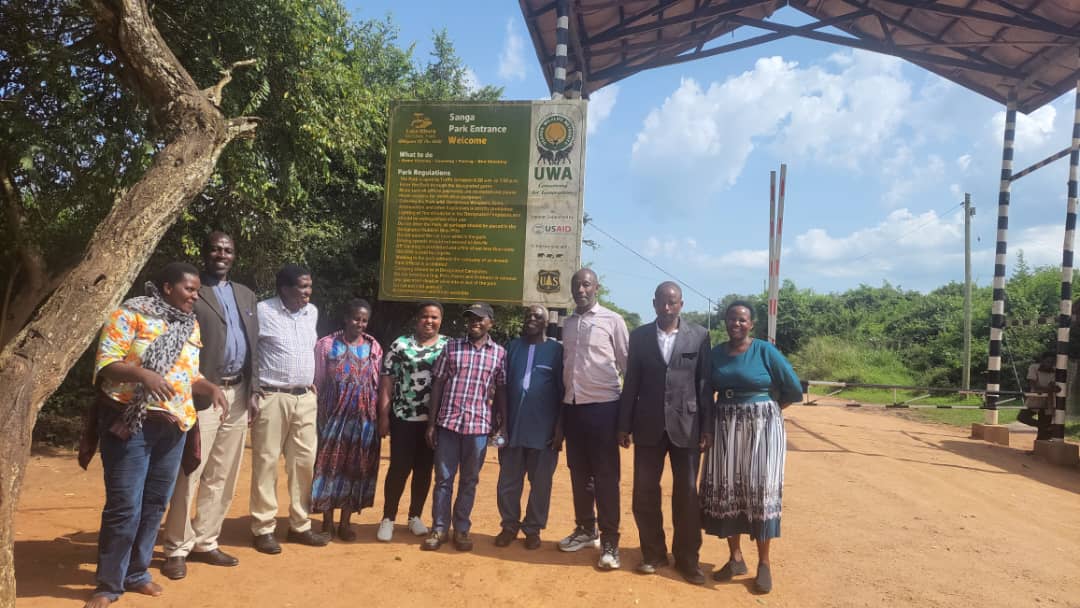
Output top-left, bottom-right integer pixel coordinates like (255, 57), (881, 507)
(677, 563), (706, 585)
(286, 528), (331, 547)
(161, 556), (186, 580)
(252, 533), (282, 554)
(188, 548), (239, 567)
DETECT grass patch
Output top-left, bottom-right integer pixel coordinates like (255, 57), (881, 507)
(909, 408), (1080, 440)
(807, 386), (984, 406)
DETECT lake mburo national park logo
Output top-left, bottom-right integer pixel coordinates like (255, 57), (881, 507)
(409, 112), (433, 129)
(535, 114), (575, 180)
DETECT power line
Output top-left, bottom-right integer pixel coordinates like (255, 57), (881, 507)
(584, 219), (715, 306)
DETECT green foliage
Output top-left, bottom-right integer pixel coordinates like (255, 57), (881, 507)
(8, 0), (503, 444)
(752, 265), (1064, 394)
(790, 336), (915, 386)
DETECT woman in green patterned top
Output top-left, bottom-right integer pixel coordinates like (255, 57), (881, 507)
(375, 301), (449, 542)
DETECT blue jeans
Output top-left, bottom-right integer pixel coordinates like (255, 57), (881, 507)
(497, 446), (559, 535)
(94, 408), (186, 600)
(431, 428), (488, 534)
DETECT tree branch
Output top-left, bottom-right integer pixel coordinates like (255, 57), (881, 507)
(226, 116), (261, 139)
(203, 59), (257, 107)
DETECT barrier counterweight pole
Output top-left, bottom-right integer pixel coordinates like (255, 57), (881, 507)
(552, 0), (569, 100)
(772, 164), (787, 344)
(986, 93), (1017, 424)
(1053, 78), (1080, 440)
(768, 170), (777, 343)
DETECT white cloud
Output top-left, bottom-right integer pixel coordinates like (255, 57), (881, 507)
(587, 85), (619, 135)
(645, 236), (769, 270)
(957, 154), (972, 171)
(462, 67), (481, 93)
(646, 208), (968, 281)
(497, 19), (527, 81)
(991, 104), (1057, 150)
(629, 51), (916, 210)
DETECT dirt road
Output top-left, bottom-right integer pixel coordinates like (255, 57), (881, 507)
(13, 405), (1080, 607)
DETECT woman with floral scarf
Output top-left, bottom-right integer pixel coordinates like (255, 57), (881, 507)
(85, 262), (225, 608)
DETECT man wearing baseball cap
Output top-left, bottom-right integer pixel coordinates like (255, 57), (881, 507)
(422, 303), (508, 551)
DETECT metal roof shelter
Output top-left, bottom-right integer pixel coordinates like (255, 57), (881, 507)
(520, 0), (1079, 112)
(520, 1), (1080, 448)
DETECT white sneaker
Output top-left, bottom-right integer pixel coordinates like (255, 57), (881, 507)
(407, 516), (429, 536)
(376, 518), (394, 542)
(558, 526), (600, 552)
(597, 542), (621, 570)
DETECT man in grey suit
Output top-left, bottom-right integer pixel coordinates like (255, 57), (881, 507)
(617, 281), (712, 585)
(162, 231), (260, 580)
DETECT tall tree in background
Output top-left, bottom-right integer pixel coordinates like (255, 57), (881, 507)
(0, 0), (498, 603)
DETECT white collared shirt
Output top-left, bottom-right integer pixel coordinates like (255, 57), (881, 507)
(256, 296), (318, 388)
(656, 322), (679, 365)
(562, 302), (630, 404)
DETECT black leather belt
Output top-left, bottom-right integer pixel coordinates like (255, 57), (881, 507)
(219, 374), (244, 388)
(261, 385), (308, 395)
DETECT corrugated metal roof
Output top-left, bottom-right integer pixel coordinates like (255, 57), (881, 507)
(520, 0), (1080, 113)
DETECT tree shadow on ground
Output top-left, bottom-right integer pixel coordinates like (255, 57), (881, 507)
(14, 530), (97, 601)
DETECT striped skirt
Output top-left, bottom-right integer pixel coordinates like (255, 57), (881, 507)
(700, 400), (785, 541)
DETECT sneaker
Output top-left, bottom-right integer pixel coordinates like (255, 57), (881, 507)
(597, 542), (621, 570)
(494, 528), (517, 547)
(421, 529), (446, 551)
(558, 526), (600, 552)
(376, 518), (394, 542)
(407, 516), (429, 537)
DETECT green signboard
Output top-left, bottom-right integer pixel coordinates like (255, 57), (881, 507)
(379, 100), (586, 307)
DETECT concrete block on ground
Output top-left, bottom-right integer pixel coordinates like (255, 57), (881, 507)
(971, 424), (1009, 445)
(1033, 440), (1080, 466)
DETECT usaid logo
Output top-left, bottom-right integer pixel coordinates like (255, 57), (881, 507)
(532, 224), (574, 235)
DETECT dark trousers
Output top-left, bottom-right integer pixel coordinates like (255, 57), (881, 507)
(563, 401), (620, 545)
(632, 433), (702, 567)
(497, 446), (559, 535)
(94, 409), (186, 601)
(382, 416), (434, 520)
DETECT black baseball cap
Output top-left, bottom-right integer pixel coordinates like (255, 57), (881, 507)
(462, 302), (495, 320)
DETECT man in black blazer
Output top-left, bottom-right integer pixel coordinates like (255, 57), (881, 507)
(617, 281), (712, 585)
(162, 231), (260, 579)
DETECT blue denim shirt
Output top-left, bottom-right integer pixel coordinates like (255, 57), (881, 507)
(210, 279), (247, 376)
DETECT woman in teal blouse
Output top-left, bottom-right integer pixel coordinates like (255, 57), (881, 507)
(700, 300), (802, 594)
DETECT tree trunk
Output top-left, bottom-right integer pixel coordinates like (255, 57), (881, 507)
(0, 1), (256, 605)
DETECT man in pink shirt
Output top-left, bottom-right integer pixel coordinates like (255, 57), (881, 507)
(558, 268), (630, 570)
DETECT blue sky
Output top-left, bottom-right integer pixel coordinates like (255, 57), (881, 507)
(346, 0), (1074, 320)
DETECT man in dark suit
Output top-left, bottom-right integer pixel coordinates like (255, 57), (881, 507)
(617, 281), (712, 585)
(162, 231), (260, 580)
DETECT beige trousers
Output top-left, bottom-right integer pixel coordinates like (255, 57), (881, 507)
(163, 382), (249, 557)
(249, 389), (318, 536)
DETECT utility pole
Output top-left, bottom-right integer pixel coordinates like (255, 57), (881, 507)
(962, 193), (974, 390)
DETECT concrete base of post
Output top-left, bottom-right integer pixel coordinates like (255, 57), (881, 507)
(971, 423), (1010, 445)
(1033, 440), (1080, 466)
(982, 409), (999, 425)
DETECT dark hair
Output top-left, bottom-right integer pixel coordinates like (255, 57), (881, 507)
(154, 262), (200, 291)
(275, 263), (311, 293)
(202, 230), (233, 252)
(345, 298), (372, 317)
(654, 281), (682, 298)
(725, 299), (756, 320)
(416, 300), (443, 316)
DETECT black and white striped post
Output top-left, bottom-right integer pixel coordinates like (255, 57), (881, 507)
(551, 0), (569, 100)
(1052, 79), (1080, 440)
(985, 92), (1017, 424)
(547, 0), (570, 337)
